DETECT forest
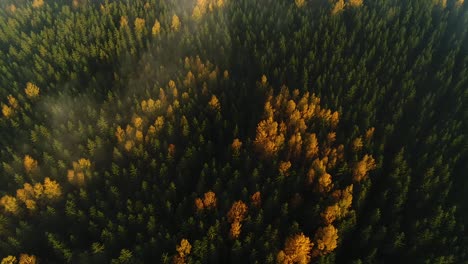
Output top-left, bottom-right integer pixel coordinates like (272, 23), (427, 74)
(0, 0), (466, 263)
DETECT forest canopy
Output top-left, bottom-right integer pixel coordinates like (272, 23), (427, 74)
(0, 0), (466, 263)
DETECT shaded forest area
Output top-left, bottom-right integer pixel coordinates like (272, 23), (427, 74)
(0, 0), (466, 263)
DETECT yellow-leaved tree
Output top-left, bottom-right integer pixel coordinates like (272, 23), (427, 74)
(24, 83), (40, 99)
(173, 239), (191, 264)
(23, 155), (38, 174)
(277, 233), (314, 264)
(152, 20), (161, 36)
(313, 225), (338, 256)
(171, 15), (181, 32)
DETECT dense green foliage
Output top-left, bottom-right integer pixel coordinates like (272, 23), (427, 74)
(0, 0), (466, 263)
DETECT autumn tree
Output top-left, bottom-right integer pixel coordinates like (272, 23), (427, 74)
(251, 191), (261, 208)
(279, 161), (292, 176)
(202, 191), (217, 209)
(347, 0), (363, 7)
(24, 155), (38, 174)
(18, 254), (37, 264)
(227, 201), (248, 239)
(2, 104), (13, 118)
(24, 83), (40, 99)
(173, 239), (191, 264)
(231, 138), (242, 157)
(43, 177), (62, 200)
(228, 201), (248, 223)
(208, 95), (221, 111)
(32, 0), (44, 8)
(353, 154), (376, 182)
(134, 18), (145, 35)
(229, 221), (242, 239)
(0, 195), (19, 214)
(295, 0), (306, 8)
(352, 137), (363, 152)
(331, 0), (345, 14)
(152, 20), (161, 36)
(68, 158), (92, 186)
(254, 117), (285, 157)
(313, 225), (338, 256)
(1, 256), (17, 264)
(171, 15), (181, 31)
(277, 233), (314, 264)
(120, 16), (128, 28)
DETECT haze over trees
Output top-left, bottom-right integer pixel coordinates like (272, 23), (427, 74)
(0, 0), (466, 263)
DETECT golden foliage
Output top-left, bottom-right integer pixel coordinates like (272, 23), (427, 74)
(43, 177), (62, 199)
(279, 161), (292, 175)
(192, 0), (225, 20)
(295, 0), (306, 7)
(124, 140), (134, 152)
(195, 198), (204, 211)
(76, 158), (91, 170)
(72, 0), (79, 8)
(120, 16), (128, 28)
(24, 155), (38, 173)
(24, 200), (37, 211)
(327, 132), (336, 144)
(115, 126), (125, 143)
(202, 191), (217, 209)
(172, 255), (185, 264)
(365, 127), (375, 142)
(227, 201), (248, 223)
(321, 205), (339, 225)
(16, 183), (35, 206)
(353, 154), (376, 182)
(7, 95), (19, 109)
(141, 98), (160, 113)
(135, 130), (144, 142)
(352, 137), (363, 152)
(171, 15), (181, 31)
(277, 233), (314, 264)
(455, 0), (464, 7)
(331, 0), (345, 15)
(314, 225), (338, 255)
(68, 158), (91, 185)
(2, 105), (13, 118)
(1, 256), (17, 264)
(304, 133), (319, 159)
(152, 20), (161, 35)
(192, 6), (202, 20)
(18, 254), (36, 264)
(32, 0), (44, 8)
(25, 83), (40, 99)
(176, 239), (191, 257)
(0, 195), (19, 214)
(251, 191), (261, 208)
(318, 173), (333, 193)
(261, 75), (268, 85)
(133, 116), (143, 129)
(330, 111), (339, 128)
(229, 221), (242, 239)
(334, 184), (353, 218)
(134, 18), (146, 34)
(155, 116), (165, 131)
(208, 95), (221, 111)
(231, 138), (242, 157)
(6, 5), (17, 13)
(347, 0), (363, 7)
(254, 117), (285, 157)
